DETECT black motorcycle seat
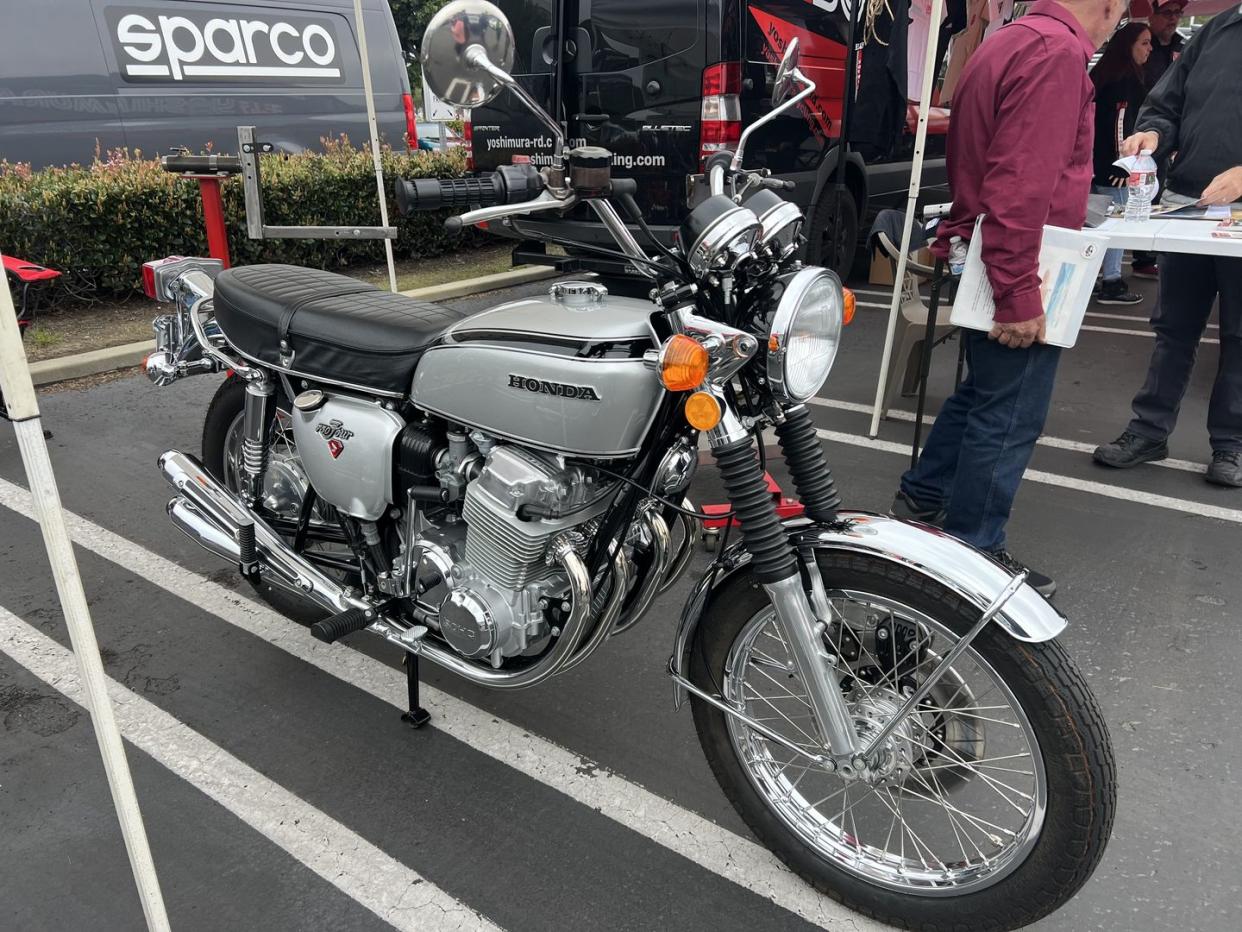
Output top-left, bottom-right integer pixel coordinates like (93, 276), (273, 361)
(213, 264), (465, 395)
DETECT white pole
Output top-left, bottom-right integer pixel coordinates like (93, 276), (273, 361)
(0, 273), (170, 931)
(868, 0), (945, 436)
(353, 0), (400, 293)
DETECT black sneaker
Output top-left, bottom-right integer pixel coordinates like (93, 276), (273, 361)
(1093, 430), (1169, 469)
(1206, 450), (1242, 487)
(990, 549), (1057, 599)
(1131, 260), (1159, 280)
(889, 490), (947, 527)
(1096, 279), (1143, 305)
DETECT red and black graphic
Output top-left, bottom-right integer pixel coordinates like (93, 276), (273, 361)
(315, 419), (353, 459)
(747, 2), (848, 144)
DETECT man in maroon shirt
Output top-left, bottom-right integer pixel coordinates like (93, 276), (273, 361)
(892, 0), (1126, 597)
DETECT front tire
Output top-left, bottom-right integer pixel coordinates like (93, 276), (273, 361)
(689, 551), (1115, 930)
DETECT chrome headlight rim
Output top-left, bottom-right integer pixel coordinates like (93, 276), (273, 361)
(766, 266), (844, 404)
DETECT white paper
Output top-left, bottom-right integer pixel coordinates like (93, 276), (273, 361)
(949, 218), (1109, 349)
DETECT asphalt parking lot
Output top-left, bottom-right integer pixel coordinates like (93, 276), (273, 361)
(1, 276), (1239, 931)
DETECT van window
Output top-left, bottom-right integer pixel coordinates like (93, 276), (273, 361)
(508, 0), (555, 74)
(578, 0), (698, 72)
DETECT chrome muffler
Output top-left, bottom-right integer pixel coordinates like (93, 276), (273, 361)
(160, 449), (365, 617)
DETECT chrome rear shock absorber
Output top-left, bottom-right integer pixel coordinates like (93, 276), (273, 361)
(239, 375), (275, 505)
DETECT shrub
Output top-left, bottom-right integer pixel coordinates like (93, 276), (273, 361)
(0, 139), (482, 300)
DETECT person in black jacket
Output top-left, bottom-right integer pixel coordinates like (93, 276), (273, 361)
(1094, 8), (1242, 486)
(1090, 21), (1152, 305)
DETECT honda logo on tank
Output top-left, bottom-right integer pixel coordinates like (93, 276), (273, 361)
(106, 6), (345, 83)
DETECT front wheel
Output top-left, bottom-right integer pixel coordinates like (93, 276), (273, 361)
(689, 552), (1115, 930)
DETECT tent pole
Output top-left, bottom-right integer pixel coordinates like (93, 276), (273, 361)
(868, 0), (946, 437)
(0, 274), (170, 930)
(353, 0), (399, 293)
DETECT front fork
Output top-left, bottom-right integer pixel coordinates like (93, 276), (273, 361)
(707, 403), (860, 763)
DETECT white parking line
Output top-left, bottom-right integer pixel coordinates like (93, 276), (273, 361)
(0, 604), (499, 932)
(805, 397), (1207, 475)
(1081, 324), (1219, 345)
(811, 427), (1242, 525)
(0, 477), (879, 932)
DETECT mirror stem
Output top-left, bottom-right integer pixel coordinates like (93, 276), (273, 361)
(731, 71), (816, 173)
(467, 45), (566, 167)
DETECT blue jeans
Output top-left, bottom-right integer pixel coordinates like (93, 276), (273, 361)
(1093, 184), (1126, 282)
(901, 330), (1062, 552)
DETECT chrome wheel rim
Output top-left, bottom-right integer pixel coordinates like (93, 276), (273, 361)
(722, 590), (1046, 895)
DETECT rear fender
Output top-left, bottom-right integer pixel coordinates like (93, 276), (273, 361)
(671, 512), (1066, 706)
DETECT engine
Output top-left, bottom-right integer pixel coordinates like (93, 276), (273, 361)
(418, 443), (616, 668)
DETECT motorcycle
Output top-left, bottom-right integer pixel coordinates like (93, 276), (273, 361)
(141, 3), (1115, 927)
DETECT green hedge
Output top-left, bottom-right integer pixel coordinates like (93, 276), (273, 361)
(0, 140), (481, 299)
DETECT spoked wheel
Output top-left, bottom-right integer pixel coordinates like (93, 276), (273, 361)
(689, 552), (1115, 930)
(202, 377), (357, 621)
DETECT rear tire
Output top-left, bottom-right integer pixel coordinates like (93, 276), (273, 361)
(807, 186), (860, 280)
(689, 552), (1115, 930)
(201, 377), (331, 624)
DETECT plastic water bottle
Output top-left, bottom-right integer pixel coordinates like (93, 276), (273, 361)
(1124, 150), (1159, 222)
(948, 236), (968, 275)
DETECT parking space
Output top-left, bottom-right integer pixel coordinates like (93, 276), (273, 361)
(1, 277), (1239, 931)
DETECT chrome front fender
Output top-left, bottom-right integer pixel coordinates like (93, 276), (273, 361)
(671, 512), (1066, 705)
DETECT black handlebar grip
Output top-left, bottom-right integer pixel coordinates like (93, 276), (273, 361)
(395, 175), (504, 215)
(160, 153), (243, 175)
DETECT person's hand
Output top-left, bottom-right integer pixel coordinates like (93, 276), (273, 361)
(1107, 165), (1130, 188)
(988, 315), (1046, 349)
(1198, 166), (1242, 206)
(1121, 131), (1160, 157)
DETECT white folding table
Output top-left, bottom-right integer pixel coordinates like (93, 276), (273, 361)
(1095, 217), (1242, 258)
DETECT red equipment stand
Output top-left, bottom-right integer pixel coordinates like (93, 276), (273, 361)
(701, 472), (804, 550)
(3, 255), (62, 331)
(159, 153), (244, 269)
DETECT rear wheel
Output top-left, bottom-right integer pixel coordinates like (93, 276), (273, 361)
(201, 377), (354, 622)
(807, 186), (860, 280)
(689, 552), (1115, 930)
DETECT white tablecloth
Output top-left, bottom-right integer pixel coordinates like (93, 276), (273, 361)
(1095, 217), (1242, 258)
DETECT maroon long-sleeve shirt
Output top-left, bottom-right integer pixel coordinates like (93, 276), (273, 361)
(933, 2), (1098, 324)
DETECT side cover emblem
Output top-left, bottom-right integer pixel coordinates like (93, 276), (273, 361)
(508, 374), (602, 402)
(315, 418), (354, 458)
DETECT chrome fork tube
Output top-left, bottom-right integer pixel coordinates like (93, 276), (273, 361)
(761, 575), (857, 758)
(709, 404), (857, 759)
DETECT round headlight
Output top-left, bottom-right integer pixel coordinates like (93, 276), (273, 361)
(680, 195), (762, 277)
(766, 267), (843, 403)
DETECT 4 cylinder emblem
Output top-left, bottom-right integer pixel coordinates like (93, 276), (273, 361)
(315, 419), (354, 458)
(508, 373), (601, 402)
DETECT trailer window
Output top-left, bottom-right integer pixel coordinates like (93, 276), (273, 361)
(505, 0), (555, 74)
(578, 0), (698, 72)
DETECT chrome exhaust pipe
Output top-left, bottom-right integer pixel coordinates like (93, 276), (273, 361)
(415, 535), (594, 689)
(159, 449), (365, 617)
(610, 509), (671, 638)
(561, 549), (631, 673)
(658, 505), (699, 594)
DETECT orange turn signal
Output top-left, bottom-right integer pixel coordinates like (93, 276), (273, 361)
(684, 391), (722, 430)
(660, 334), (710, 392)
(842, 287), (856, 326)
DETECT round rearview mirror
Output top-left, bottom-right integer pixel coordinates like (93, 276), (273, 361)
(771, 37), (801, 108)
(421, 0), (516, 109)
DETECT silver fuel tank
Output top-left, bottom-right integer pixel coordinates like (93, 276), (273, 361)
(410, 282), (663, 458)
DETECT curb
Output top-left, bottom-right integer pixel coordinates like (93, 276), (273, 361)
(30, 264), (561, 388)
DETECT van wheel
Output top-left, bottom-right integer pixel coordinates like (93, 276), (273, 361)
(808, 187), (859, 280)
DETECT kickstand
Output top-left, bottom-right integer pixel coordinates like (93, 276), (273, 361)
(401, 653), (431, 729)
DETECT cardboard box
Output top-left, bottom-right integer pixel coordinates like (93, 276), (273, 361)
(869, 245), (933, 287)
